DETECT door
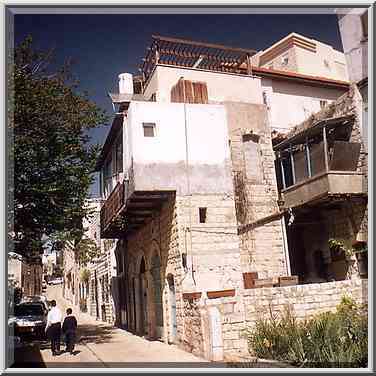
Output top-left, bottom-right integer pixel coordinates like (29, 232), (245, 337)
(168, 276), (177, 343)
(141, 275), (148, 335)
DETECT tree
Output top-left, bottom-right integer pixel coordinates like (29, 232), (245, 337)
(9, 36), (107, 259)
(75, 238), (100, 266)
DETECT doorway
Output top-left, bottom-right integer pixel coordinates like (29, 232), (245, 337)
(151, 254), (163, 339)
(139, 257), (148, 336)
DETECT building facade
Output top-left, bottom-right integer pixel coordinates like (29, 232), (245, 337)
(96, 34), (367, 360)
(251, 32), (349, 81)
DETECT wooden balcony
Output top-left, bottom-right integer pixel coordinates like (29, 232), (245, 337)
(280, 170), (365, 209)
(100, 179), (174, 239)
(100, 181), (126, 238)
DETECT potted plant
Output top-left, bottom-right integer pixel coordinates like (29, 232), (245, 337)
(328, 238), (353, 261)
(352, 241), (368, 278)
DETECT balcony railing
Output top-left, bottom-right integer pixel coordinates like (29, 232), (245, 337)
(273, 115), (364, 208)
(100, 181), (125, 235)
(274, 116), (360, 190)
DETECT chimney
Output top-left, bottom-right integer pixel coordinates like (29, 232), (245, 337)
(118, 73), (134, 95)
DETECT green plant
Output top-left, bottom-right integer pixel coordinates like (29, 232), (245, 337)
(328, 238), (354, 258)
(79, 298), (87, 312)
(352, 241), (368, 254)
(247, 296), (368, 367)
(80, 267), (91, 283)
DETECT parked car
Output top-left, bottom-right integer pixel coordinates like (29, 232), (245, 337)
(9, 302), (47, 340)
(21, 295), (49, 312)
(48, 277), (63, 285)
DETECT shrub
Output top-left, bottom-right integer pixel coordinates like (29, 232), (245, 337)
(246, 297), (368, 368)
(79, 298), (87, 313)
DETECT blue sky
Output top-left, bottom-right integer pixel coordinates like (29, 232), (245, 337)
(14, 11), (344, 196)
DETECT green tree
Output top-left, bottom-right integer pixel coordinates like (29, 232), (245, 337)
(75, 238), (100, 266)
(9, 36), (107, 258)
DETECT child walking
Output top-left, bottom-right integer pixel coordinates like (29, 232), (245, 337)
(62, 308), (77, 354)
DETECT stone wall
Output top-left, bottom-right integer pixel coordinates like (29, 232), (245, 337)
(192, 278), (368, 360)
(124, 190), (242, 347)
(181, 298), (205, 357)
(125, 195), (184, 342)
(224, 102), (287, 277)
(22, 261), (43, 296)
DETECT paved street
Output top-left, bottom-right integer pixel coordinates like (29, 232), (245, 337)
(11, 285), (209, 368)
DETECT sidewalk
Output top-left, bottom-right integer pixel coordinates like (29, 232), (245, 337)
(39, 286), (208, 367)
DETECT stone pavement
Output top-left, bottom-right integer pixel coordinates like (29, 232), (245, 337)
(14, 285), (209, 368)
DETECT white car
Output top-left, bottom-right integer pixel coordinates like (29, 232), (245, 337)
(49, 277), (63, 285)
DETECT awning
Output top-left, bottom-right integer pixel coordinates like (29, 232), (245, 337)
(273, 114), (355, 151)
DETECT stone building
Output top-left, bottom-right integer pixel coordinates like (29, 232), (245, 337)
(95, 34), (367, 360)
(251, 32), (349, 81)
(62, 240), (79, 308)
(82, 199), (117, 324)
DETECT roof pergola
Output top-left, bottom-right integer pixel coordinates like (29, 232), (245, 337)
(139, 35), (257, 84)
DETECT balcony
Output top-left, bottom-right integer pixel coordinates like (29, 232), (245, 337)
(274, 115), (366, 209)
(100, 178), (174, 239)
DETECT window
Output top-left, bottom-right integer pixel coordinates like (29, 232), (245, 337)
(262, 91), (268, 106)
(170, 79), (208, 104)
(143, 122), (156, 137)
(243, 135), (262, 183)
(199, 207), (207, 223)
(149, 93), (157, 102)
(115, 136), (123, 173)
(181, 253), (187, 270)
(103, 158), (113, 196)
(361, 11), (368, 39)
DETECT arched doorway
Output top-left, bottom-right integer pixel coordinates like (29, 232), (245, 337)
(167, 274), (177, 343)
(151, 253), (163, 339)
(139, 257), (148, 336)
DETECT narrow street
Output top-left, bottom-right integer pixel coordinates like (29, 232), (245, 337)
(12, 285), (208, 368)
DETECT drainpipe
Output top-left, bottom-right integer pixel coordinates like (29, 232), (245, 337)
(181, 77), (196, 291)
(280, 215), (291, 276)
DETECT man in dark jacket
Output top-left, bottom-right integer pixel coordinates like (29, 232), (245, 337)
(62, 308), (77, 354)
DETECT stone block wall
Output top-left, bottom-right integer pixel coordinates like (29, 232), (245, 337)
(181, 298), (205, 357)
(176, 194), (242, 292)
(190, 278), (368, 360)
(224, 102), (287, 278)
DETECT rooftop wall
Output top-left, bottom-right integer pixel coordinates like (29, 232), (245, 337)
(144, 65), (264, 105)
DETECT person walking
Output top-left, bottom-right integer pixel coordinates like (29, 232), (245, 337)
(62, 308), (77, 354)
(45, 299), (62, 356)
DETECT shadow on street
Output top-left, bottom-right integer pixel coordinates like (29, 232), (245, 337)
(10, 342), (46, 368)
(77, 323), (114, 345)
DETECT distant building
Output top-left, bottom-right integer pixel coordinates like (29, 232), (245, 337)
(251, 32), (349, 81)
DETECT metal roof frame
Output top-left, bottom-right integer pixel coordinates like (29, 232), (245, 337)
(139, 34), (257, 84)
(273, 114), (355, 151)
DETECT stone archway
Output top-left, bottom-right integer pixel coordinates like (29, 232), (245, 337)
(151, 251), (163, 339)
(139, 257), (148, 336)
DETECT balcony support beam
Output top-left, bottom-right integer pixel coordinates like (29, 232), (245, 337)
(279, 155), (286, 189)
(289, 144), (296, 185)
(305, 137), (312, 178)
(323, 125), (329, 172)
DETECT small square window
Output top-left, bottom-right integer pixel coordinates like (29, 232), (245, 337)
(199, 207), (207, 223)
(361, 11), (368, 38)
(143, 122), (156, 137)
